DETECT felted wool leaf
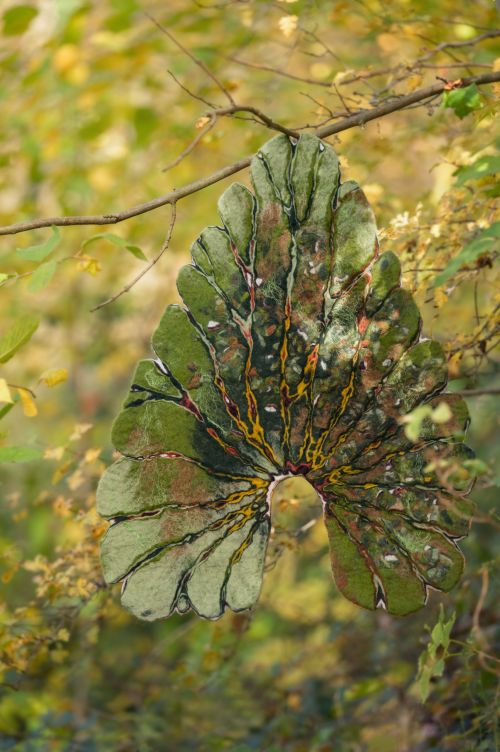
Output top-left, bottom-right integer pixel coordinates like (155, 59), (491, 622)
(97, 134), (474, 621)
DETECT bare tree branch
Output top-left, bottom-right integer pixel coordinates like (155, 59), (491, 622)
(415, 30), (500, 63)
(314, 71), (500, 139)
(145, 12), (235, 105)
(214, 105), (299, 137)
(91, 204), (177, 311)
(0, 71), (498, 238)
(228, 55), (333, 87)
(0, 159), (251, 236)
(162, 113), (217, 173)
(230, 30), (500, 89)
(167, 70), (217, 108)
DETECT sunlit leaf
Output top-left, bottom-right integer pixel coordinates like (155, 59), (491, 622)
(39, 368), (69, 387)
(77, 255), (102, 275)
(434, 222), (500, 286)
(97, 134), (473, 621)
(17, 226), (61, 262)
(416, 605), (456, 702)
(2, 4), (38, 35)
(17, 387), (37, 417)
(454, 155), (500, 186)
(442, 84), (484, 119)
(0, 315), (39, 363)
(81, 232), (147, 261)
(28, 259), (57, 292)
(0, 378), (13, 404)
(0, 445), (43, 462)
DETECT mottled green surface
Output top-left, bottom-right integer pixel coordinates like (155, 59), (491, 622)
(97, 134), (473, 621)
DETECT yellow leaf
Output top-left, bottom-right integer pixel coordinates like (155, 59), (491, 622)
(39, 368), (68, 388)
(17, 388), (37, 417)
(77, 255), (102, 276)
(44, 446), (65, 461)
(56, 628), (70, 642)
(448, 351), (462, 377)
(196, 116), (211, 129)
(67, 469), (84, 490)
(334, 69), (356, 85)
(434, 287), (448, 309)
(0, 378), (13, 404)
(454, 24), (476, 40)
(69, 423), (92, 441)
(53, 495), (73, 517)
(278, 15), (298, 38)
(84, 447), (101, 464)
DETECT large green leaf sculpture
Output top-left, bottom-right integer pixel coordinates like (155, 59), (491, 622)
(97, 134), (474, 621)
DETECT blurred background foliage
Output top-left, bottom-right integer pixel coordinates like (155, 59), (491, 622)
(0, 0), (499, 750)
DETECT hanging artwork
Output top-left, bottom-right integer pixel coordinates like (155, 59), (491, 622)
(97, 134), (474, 621)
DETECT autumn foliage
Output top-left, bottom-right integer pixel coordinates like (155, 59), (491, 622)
(0, 1), (498, 750)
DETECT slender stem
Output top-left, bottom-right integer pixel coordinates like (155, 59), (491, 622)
(0, 71), (498, 238)
(91, 204), (177, 311)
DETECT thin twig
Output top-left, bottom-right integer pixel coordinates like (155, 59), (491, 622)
(415, 30), (500, 64)
(228, 55), (333, 87)
(162, 113), (217, 172)
(418, 62), (493, 70)
(91, 204), (177, 311)
(167, 70), (216, 108)
(0, 71), (498, 238)
(215, 104), (299, 137)
(6, 383), (36, 398)
(229, 29), (500, 89)
(333, 82), (352, 114)
(315, 71), (500, 138)
(0, 158), (251, 236)
(164, 101), (299, 172)
(145, 12), (235, 105)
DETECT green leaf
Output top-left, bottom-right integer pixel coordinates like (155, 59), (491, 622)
(2, 4), (38, 35)
(0, 401), (16, 421)
(454, 154), (500, 186)
(0, 445), (43, 462)
(28, 259), (57, 292)
(0, 315), (39, 363)
(98, 134), (473, 622)
(416, 605), (456, 701)
(17, 226), (61, 262)
(442, 84), (484, 119)
(434, 222), (500, 286)
(81, 232), (147, 261)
